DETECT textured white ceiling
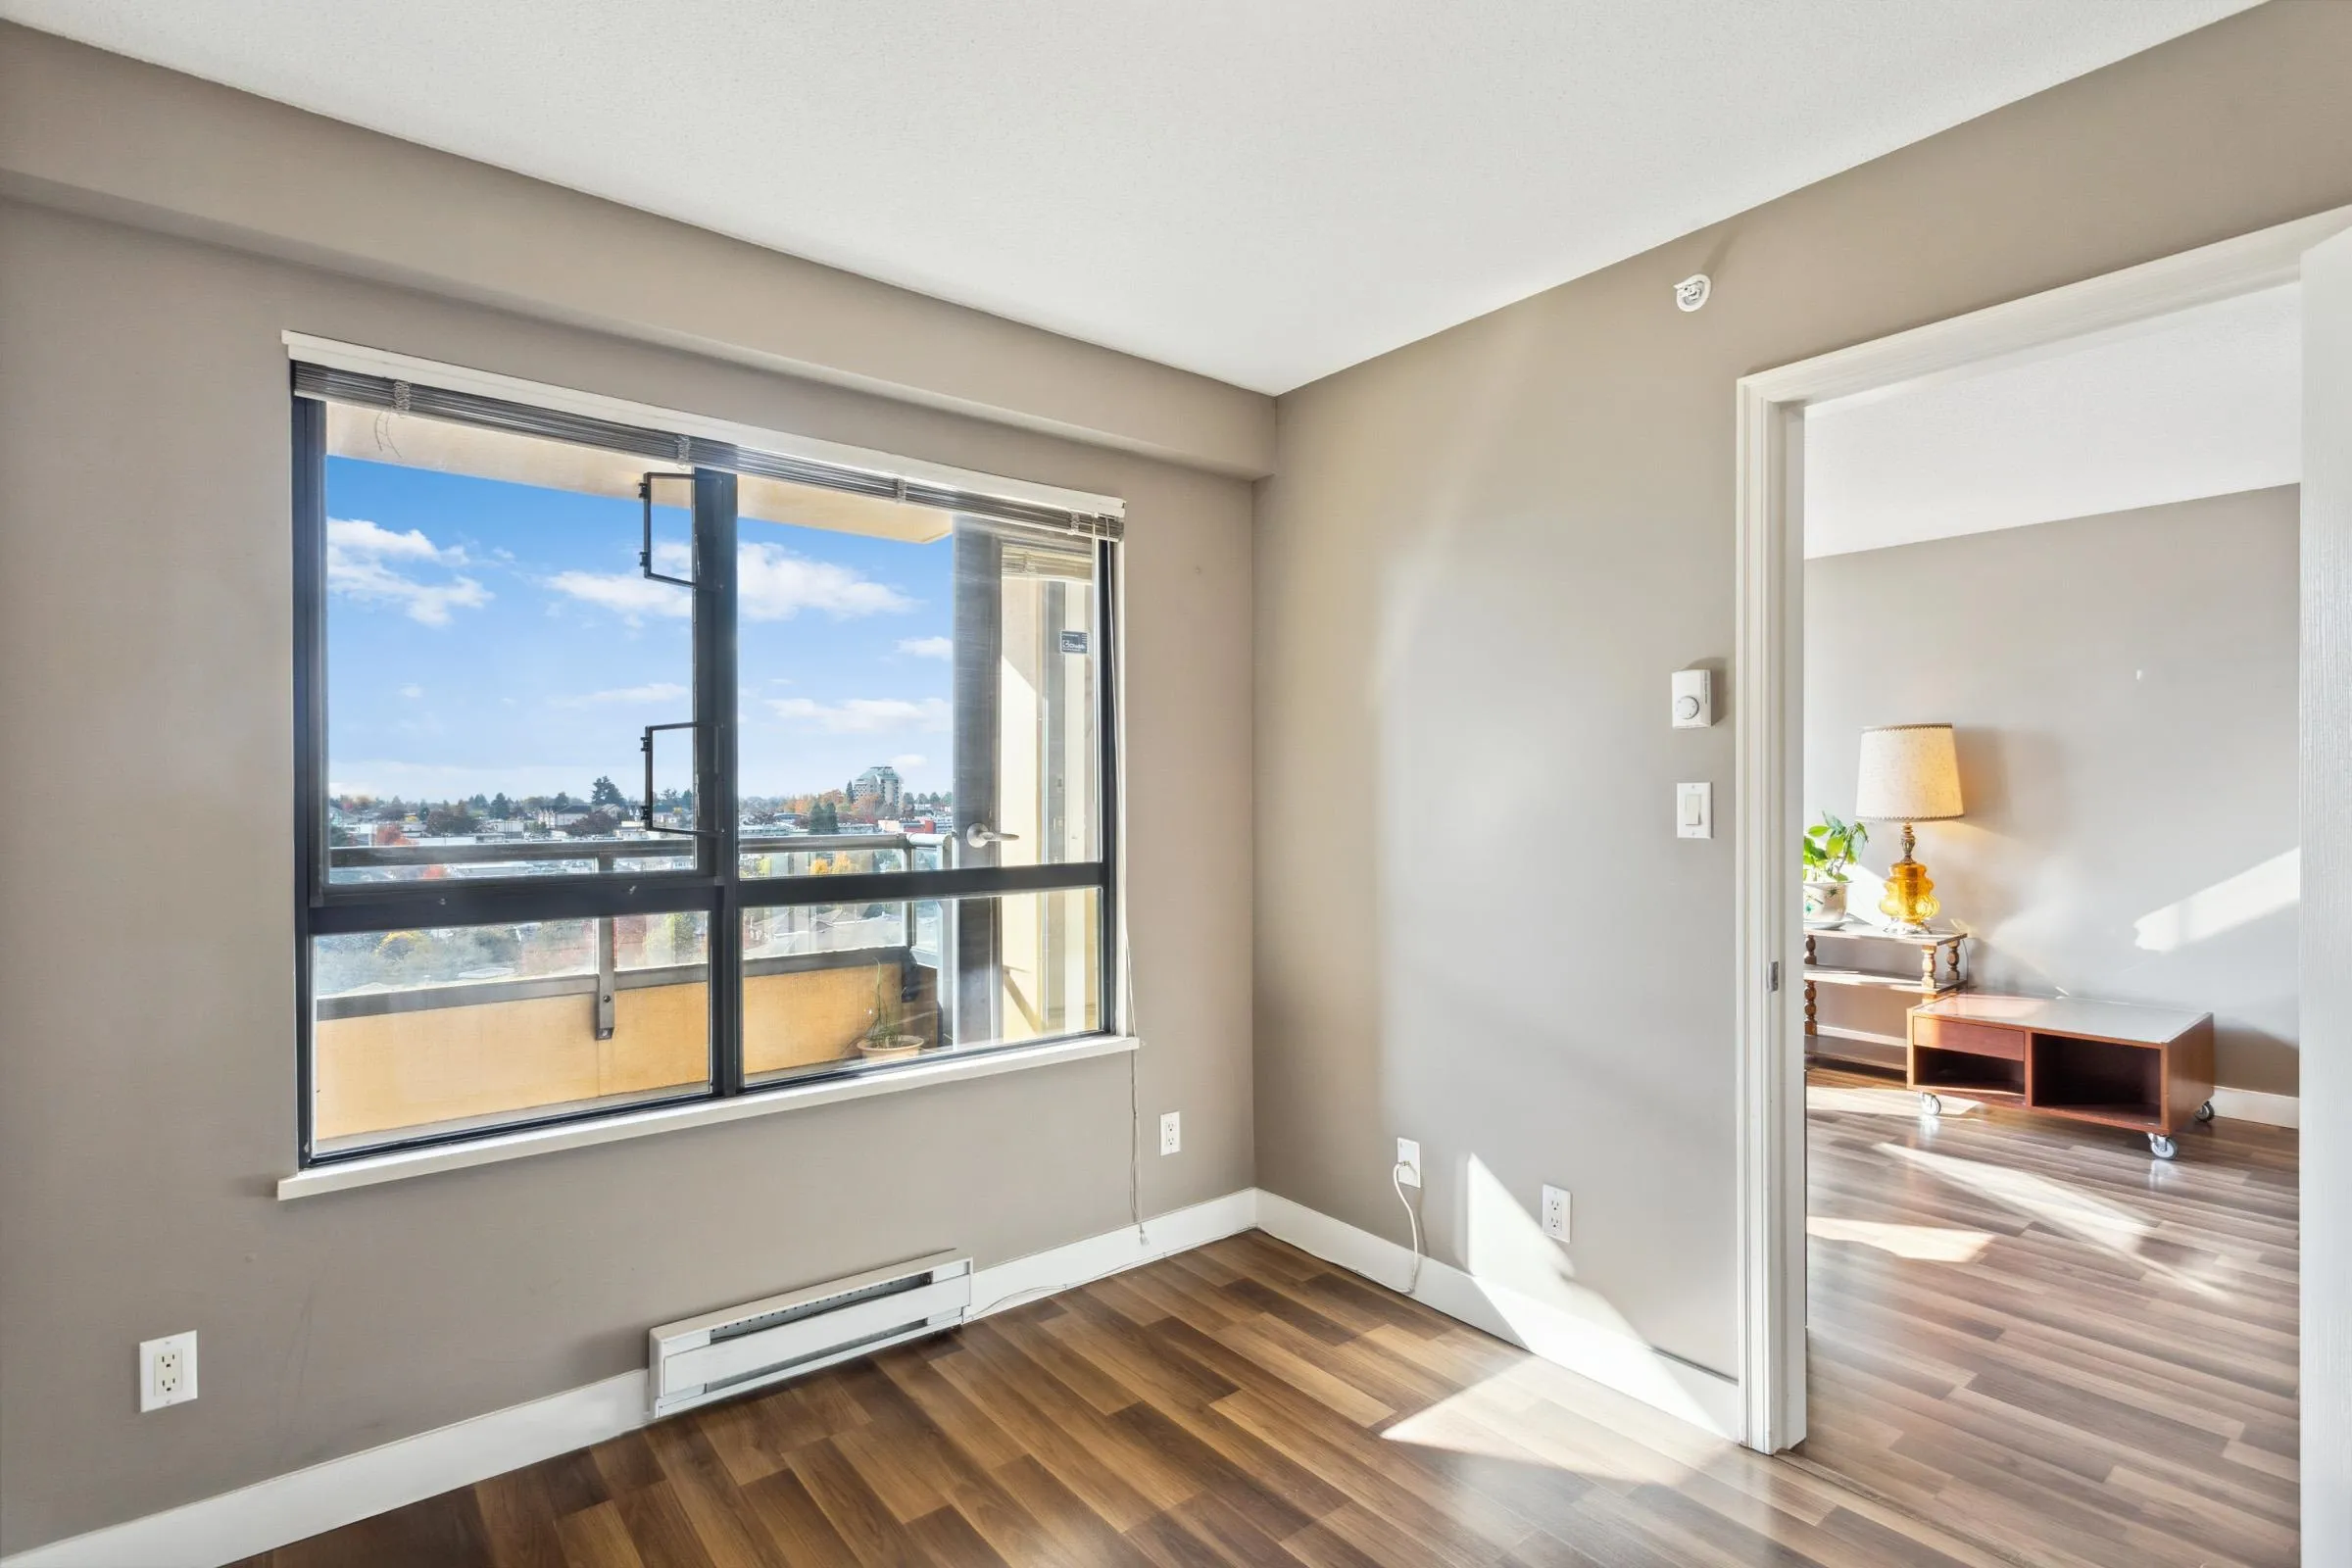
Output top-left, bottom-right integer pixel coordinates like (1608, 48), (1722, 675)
(1804, 285), (2301, 559)
(0, 0), (2260, 392)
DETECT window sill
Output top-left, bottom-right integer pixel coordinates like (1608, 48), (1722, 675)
(277, 1033), (1139, 1200)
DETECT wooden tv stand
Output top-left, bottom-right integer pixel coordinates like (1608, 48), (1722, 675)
(1905, 993), (2215, 1159)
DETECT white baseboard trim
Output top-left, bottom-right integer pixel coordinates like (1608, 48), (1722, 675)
(0, 1368), (654, 1568)
(1253, 1189), (1744, 1442)
(2209, 1086), (2299, 1129)
(5, 1185), (1745, 1566)
(0, 1190), (1258, 1568)
(967, 1188), (1261, 1318)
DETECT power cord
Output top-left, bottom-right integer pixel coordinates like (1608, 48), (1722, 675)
(1392, 1161), (1424, 1296)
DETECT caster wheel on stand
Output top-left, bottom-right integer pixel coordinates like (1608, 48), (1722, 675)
(2194, 1101), (2216, 1123)
(1919, 1092), (1942, 1118)
(2148, 1133), (2179, 1160)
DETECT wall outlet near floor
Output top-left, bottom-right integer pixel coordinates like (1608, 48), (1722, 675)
(1396, 1138), (1422, 1188)
(1542, 1185), (1572, 1244)
(1159, 1111), (1181, 1155)
(140, 1331), (198, 1412)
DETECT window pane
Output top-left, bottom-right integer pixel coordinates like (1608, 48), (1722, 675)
(321, 405), (698, 884)
(734, 504), (1100, 879)
(987, 538), (1101, 869)
(742, 888), (1100, 1085)
(310, 913), (710, 1153)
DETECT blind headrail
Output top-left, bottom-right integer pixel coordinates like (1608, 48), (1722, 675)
(291, 360), (1123, 542)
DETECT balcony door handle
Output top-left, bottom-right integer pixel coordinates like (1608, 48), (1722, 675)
(963, 823), (1020, 850)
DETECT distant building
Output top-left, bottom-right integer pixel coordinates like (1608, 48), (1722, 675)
(850, 764), (903, 812)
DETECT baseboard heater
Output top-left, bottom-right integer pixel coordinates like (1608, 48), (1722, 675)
(648, 1249), (971, 1419)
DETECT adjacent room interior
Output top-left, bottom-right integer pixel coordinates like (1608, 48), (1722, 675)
(2, 5), (2350, 1567)
(1794, 287), (2303, 1566)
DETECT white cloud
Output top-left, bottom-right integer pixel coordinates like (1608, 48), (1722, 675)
(558, 682), (692, 708)
(741, 542), (911, 620)
(897, 635), (954, 661)
(326, 517), (489, 626)
(767, 696), (951, 734)
(399, 684), (424, 700)
(550, 542), (906, 625)
(545, 569), (692, 621)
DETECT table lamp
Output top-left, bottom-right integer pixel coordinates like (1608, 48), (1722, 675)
(1854, 723), (1963, 934)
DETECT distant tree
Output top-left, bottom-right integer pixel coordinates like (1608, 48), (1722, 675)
(564, 808), (622, 838)
(488, 793), (514, 819)
(425, 804), (479, 837)
(590, 775), (627, 808)
(466, 793), (490, 811)
(808, 800), (840, 833)
(375, 800), (410, 822)
(550, 791), (581, 813)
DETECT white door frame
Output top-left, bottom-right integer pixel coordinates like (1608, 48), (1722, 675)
(1732, 203), (2352, 1454)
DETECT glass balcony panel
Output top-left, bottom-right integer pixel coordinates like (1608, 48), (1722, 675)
(310, 913), (710, 1154)
(742, 889), (1100, 1086)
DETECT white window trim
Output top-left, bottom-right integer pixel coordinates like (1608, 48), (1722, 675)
(278, 1033), (1137, 1200)
(279, 331), (1126, 521)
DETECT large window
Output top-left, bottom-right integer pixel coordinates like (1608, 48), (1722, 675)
(293, 363), (1120, 1163)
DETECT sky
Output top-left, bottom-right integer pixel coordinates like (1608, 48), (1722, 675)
(324, 455), (956, 807)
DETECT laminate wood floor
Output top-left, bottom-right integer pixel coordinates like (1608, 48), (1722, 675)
(243, 1231), (2009, 1567)
(1800, 1066), (2300, 1568)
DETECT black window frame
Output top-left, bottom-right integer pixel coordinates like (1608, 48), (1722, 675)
(291, 369), (1122, 1168)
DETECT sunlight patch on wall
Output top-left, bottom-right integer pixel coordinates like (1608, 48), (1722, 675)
(2133, 848), (2299, 953)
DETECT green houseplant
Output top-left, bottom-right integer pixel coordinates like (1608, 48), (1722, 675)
(1802, 813), (1869, 928)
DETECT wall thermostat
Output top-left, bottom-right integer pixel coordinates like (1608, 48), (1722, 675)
(1672, 668), (1713, 728)
(1674, 273), (1711, 313)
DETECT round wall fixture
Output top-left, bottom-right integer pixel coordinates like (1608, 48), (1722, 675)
(1675, 273), (1711, 312)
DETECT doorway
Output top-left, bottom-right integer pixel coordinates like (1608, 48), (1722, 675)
(1731, 208), (2352, 1562)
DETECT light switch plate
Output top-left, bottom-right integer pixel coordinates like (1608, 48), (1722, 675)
(1677, 782), (1713, 839)
(1396, 1138), (1421, 1188)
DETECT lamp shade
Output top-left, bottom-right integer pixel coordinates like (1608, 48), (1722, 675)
(1854, 723), (1963, 822)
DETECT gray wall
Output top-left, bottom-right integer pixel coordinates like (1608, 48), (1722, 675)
(1806, 491), (2300, 1097)
(1255, 1), (2352, 1383)
(0, 205), (1253, 1553)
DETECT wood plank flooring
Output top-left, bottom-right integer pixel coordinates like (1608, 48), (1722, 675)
(1801, 1066), (2300, 1568)
(242, 1231), (2009, 1567)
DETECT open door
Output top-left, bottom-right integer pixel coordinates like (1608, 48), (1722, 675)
(2300, 224), (2352, 1568)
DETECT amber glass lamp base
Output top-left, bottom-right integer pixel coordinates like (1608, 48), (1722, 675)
(1878, 822), (1939, 933)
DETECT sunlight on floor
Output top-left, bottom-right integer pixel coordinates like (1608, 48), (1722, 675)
(1808, 1213), (1996, 1262)
(1808, 1082), (1978, 1117)
(1881, 1141), (2227, 1298)
(1381, 1358), (1716, 1486)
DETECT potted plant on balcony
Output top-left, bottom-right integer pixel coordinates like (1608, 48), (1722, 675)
(1802, 813), (1868, 928)
(858, 964), (926, 1060)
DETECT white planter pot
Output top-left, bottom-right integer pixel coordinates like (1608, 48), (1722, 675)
(1802, 879), (1849, 927)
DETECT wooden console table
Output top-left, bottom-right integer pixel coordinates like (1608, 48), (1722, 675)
(1907, 992), (2215, 1158)
(1803, 923), (1968, 1072)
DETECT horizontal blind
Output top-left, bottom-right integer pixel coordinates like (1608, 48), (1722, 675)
(293, 362), (1123, 542)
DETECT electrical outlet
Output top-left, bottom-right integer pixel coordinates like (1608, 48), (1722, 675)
(1541, 1185), (1572, 1244)
(1396, 1138), (1421, 1188)
(1159, 1111), (1181, 1155)
(140, 1332), (198, 1412)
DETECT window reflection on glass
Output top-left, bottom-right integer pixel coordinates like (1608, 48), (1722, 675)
(310, 912), (710, 1153)
(321, 405), (697, 884)
(742, 889), (1099, 1085)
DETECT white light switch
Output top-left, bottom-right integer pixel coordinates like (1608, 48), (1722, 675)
(1677, 782), (1712, 839)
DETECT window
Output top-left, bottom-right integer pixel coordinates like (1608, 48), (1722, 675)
(293, 362), (1122, 1163)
